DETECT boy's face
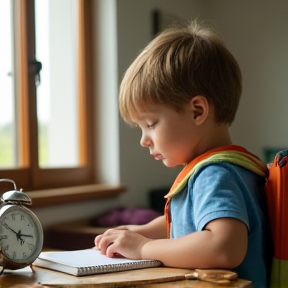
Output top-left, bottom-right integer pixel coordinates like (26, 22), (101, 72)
(133, 103), (205, 167)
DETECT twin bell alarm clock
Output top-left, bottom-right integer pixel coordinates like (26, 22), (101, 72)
(0, 179), (43, 273)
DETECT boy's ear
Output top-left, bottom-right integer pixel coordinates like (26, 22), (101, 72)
(189, 95), (209, 125)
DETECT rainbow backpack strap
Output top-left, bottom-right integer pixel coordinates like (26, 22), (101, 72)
(265, 149), (288, 287)
(164, 145), (268, 239)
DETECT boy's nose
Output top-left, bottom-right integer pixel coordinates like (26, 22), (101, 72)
(140, 133), (152, 147)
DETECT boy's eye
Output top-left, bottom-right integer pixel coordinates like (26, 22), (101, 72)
(147, 121), (157, 129)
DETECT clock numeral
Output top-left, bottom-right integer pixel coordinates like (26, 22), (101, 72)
(28, 243), (34, 251)
(3, 245), (9, 251)
(21, 215), (25, 221)
(13, 252), (16, 260)
(11, 214), (16, 221)
(0, 235), (8, 241)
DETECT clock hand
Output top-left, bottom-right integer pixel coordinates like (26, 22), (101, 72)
(15, 230), (25, 245)
(18, 230), (34, 238)
(3, 223), (25, 245)
(3, 223), (18, 235)
(16, 230), (34, 246)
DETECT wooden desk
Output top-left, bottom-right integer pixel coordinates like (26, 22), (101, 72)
(0, 266), (252, 288)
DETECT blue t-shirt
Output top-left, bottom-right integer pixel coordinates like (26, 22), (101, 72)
(169, 163), (268, 287)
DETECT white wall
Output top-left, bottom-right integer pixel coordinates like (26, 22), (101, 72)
(35, 0), (288, 226)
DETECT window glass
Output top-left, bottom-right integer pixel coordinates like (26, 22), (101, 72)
(35, 0), (79, 168)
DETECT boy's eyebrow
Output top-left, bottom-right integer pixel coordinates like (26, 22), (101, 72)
(135, 116), (146, 120)
(135, 111), (158, 120)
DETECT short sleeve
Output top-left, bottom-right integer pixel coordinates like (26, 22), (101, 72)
(190, 164), (250, 231)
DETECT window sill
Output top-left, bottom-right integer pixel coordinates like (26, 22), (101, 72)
(26, 184), (126, 208)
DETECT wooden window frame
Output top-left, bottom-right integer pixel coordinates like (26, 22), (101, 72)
(0, 0), (96, 193)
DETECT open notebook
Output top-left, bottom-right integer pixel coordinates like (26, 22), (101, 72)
(33, 249), (162, 276)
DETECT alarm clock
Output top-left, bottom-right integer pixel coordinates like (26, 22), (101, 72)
(0, 179), (43, 273)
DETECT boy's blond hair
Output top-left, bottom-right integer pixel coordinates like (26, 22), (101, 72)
(119, 20), (242, 125)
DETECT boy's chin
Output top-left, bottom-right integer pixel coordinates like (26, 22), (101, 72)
(162, 160), (180, 168)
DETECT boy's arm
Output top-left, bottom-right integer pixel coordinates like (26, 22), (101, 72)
(117, 215), (167, 239)
(142, 217), (248, 268)
(97, 217), (247, 269)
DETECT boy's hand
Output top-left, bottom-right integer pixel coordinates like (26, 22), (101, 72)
(94, 226), (130, 250)
(94, 228), (150, 259)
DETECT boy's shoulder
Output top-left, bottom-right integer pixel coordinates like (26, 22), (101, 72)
(189, 162), (265, 190)
(166, 146), (267, 199)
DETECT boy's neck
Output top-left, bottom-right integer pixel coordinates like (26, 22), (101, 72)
(206, 123), (232, 149)
(188, 124), (232, 163)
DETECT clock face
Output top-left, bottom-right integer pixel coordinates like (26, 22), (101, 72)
(0, 207), (40, 263)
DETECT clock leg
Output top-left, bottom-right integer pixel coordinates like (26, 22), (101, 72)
(30, 263), (35, 273)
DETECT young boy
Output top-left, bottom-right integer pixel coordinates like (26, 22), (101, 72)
(95, 21), (271, 287)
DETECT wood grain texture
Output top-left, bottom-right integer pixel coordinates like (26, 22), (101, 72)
(0, 266), (252, 288)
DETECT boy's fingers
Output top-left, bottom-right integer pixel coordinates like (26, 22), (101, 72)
(94, 234), (103, 248)
(99, 235), (117, 255)
(106, 242), (118, 258)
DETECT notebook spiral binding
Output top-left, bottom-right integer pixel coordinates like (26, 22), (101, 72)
(77, 260), (162, 276)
